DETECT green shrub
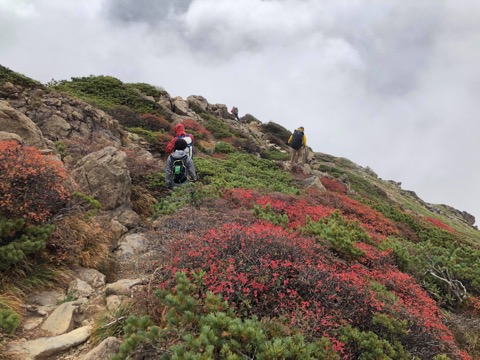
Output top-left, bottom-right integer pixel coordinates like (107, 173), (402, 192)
(125, 83), (167, 98)
(303, 210), (371, 259)
(195, 153), (299, 195)
(241, 113), (261, 124)
(0, 218), (53, 271)
(50, 75), (168, 117)
(203, 113), (234, 139)
(214, 141), (235, 154)
(152, 184), (199, 216)
(261, 147), (290, 161)
(113, 272), (336, 360)
(340, 325), (411, 359)
(0, 64), (42, 88)
(261, 122), (291, 143)
(128, 127), (160, 144)
(253, 203), (289, 227)
(0, 307), (21, 335)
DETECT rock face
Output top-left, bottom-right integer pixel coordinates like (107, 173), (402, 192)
(0, 100), (48, 148)
(0, 82), (123, 145)
(72, 147), (131, 210)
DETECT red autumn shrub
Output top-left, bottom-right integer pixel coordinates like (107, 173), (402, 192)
(424, 217), (456, 233)
(0, 141), (70, 223)
(156, 132), (172, 155)
(320, 177), (347, 194)
(312, 191), (399, 238)
(224, 189), (334, 229)
(123, 148), (161, 184)
(140, 113), (172, 132)
(152, 221), (460, 358)
(182, 118), (211, 140)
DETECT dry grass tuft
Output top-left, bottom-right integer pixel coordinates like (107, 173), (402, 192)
(48, 214), (113, 269)
(131, 185), (157, 218)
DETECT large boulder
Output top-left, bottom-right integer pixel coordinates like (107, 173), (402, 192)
(211, 104), (230, 119)
(187, 95), (209, 112)
(72, 147), (131, 210)
(172, 96), (189, 116)
(0, 100), (48, 148)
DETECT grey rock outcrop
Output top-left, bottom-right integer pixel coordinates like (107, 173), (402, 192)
(72, 147), (131, 210)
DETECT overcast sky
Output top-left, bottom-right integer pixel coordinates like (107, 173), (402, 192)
(1, 0), (479, 224)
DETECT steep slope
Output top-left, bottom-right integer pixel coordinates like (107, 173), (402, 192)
(1, 65), (479, 359)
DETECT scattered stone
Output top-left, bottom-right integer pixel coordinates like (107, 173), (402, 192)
(40, 302), (79, 336)
(110, 219), (129, 242)
(114, 233), (147, 260)
(29, 289), (65, 308)
(73, 267), (107, 289)
(105, 295), (126, 311)
(80, 337), (122, 360)
(113, 207), (141, 229)
(68, 278), (95, 299)
(300, 176), (327, 191)
(105, 279), (145, 297)
(10, 326), (92, 359)
(22, 317), (44, 331)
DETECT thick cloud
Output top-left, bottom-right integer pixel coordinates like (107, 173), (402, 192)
(104, 0), (192, 24)
(1, 0), (479, 223)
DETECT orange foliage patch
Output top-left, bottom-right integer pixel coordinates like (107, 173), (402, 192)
(0, 140), (70, 222)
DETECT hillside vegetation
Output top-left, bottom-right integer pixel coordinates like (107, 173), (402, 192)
(1, 66), (479, 359)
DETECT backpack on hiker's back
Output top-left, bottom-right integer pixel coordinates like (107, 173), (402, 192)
(171, 155), (188, 184)
(178, 133), (194, 158)
(289, 129), (304, 150)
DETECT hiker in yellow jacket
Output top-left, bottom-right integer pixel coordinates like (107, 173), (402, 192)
(287, 126), (307, 164)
